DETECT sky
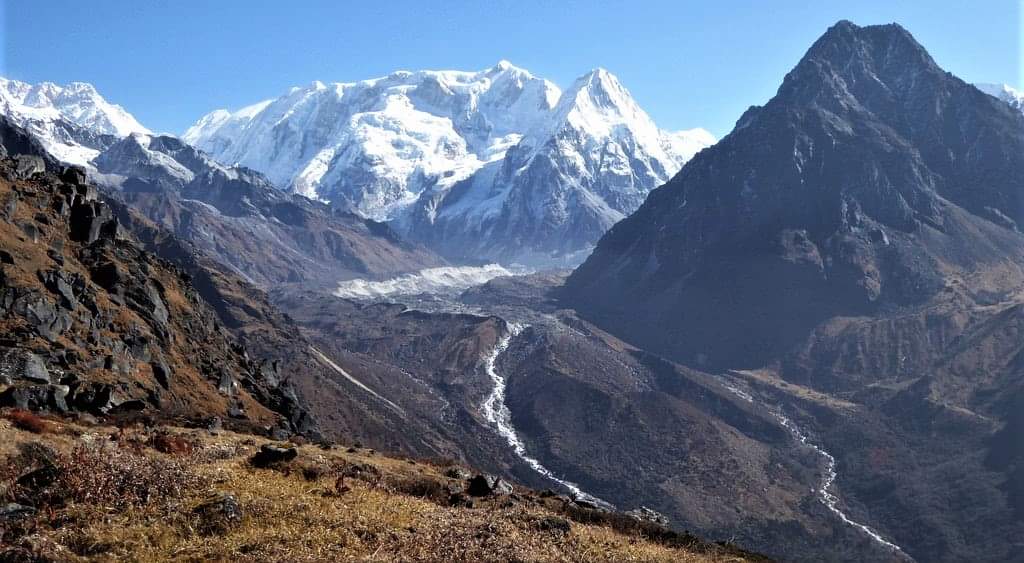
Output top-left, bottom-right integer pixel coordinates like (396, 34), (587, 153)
(2, 0), (1021, 137)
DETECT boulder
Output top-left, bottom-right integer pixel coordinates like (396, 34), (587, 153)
(192, 492), (243, 535)
(466, 474), (513, 497)
(38, 270), (78, 311)
(250, 444), (298, 468)
(0, 383), (67, 412)
(0, 503), (36, 523)
(69, 200), (117, 243)
(59, 166), (87, 186)
(20, 352), (50, 384)
(625, 506), (670, 526)
(151, 359), (171, 389)
(13, 155), (45, 180)
(444, 466), (472, 480)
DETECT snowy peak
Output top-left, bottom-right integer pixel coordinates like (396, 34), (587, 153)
(183, 62), (714, 265)
(0, 76), (149, 167)
(0, 77), (149, 137)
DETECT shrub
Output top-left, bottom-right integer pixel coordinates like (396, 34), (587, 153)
(10, 441), (207, 510)
(150, 433), (195, 456)
(4, 409), (50, 434)
(383, 474), (450, 505)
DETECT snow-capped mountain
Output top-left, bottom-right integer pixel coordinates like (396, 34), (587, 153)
(977, 83), (1024, 113)
(0, 77), (149, 166)
(185, 62), (714, 265)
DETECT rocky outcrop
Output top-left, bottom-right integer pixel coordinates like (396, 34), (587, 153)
(0, 116), (311, 432)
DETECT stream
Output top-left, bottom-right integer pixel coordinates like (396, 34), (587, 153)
(723, 382), (912, 560)
(480, 322), (614, 509)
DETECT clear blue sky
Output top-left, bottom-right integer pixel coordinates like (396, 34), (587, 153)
(3, 1), (1020, 137)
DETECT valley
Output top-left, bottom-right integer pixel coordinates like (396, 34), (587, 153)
(2, 12), (1023, 563)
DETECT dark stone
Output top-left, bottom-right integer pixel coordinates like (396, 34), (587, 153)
(89, 261), (124, 292)
(69, 200), (117, 243)
(151, 359), (171, 389)
(38, 270), (78, 311)
(466, 474), (513, 497)
(0, 503), (36, 523)
(46, 249), (64, 266)
(19, 222), (38, 243)
(535, 516), (572, 535)
(258, 359), (281, 388)
(0, 384), (67, 412)
(15, 295), (72, 341)
(269, 426), (291, 441)
(16, 464), (59, 491)
(206, 416), (223, 435)
(192, 492), (243, 535)
(444, 467), (472, 480)
(250, 444), (298, 468)
(20, 352), (50, 384)
(217, 372), (236, 396)
(59, 165), (87, 186)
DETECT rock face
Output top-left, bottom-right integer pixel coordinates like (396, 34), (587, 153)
(183, 63), (713, 265)
(91, 132), (444, 286)
(564, 21), (1024, 562)
(0, 115), (306, 430)
(566, 20), (1024, 370)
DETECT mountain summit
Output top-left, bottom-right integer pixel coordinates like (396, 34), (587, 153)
(564, 21), (1024, 560)
(0, 77), (148, 166)
(567, 20), (1024, 368)
(183, 64), (713, 265)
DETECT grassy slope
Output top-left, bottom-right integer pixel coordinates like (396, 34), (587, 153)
(0, 413), (762, 562)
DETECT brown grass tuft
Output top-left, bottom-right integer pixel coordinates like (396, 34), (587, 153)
(5, 409), (51, 434)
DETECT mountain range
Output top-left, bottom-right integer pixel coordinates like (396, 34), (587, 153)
(3, 19), (1024, 562)
(182, 62), (714, 265)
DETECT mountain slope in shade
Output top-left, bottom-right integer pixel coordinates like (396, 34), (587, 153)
(0, 77), (148, 166)
(90, 132), (444, 286)
(184, 63), (713, 265)
(564, 21), (1024, 561)
(567, 20), (1024, 370)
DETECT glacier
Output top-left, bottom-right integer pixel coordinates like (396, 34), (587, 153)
(334, 264), (521, 299)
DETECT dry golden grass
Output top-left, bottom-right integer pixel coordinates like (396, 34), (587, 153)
(0, 418), (760, 562)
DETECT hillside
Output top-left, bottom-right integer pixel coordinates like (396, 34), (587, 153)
(0, 414), (764, 562)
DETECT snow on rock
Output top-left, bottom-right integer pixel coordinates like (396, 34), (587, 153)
(185, 63), (715, 265)
(0, 77), (149, 167)
(976, 83), (1024, 113)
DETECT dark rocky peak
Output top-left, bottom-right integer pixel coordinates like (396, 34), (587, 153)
(564, 20), (1024, 370)
(779, 21), (941, 106)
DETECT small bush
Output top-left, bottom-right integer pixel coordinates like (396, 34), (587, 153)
(5, 410), (50, 434)
(150, 433), (195, 456)
(384, 475), (450, 505)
